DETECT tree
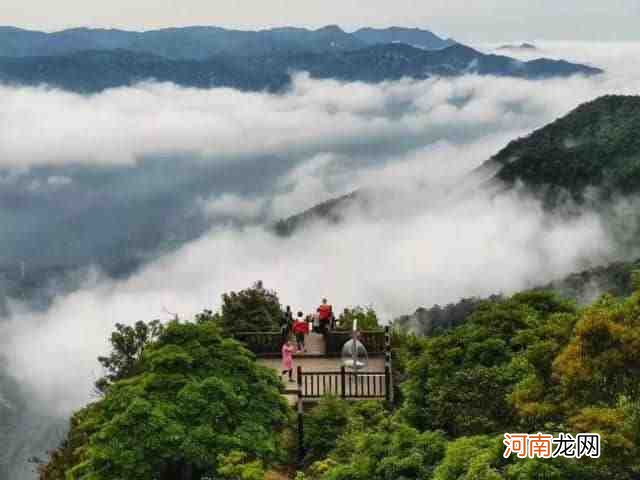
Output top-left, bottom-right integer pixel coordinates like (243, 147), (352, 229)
(41, 320), (289, 479)
(95, 320), (164, 393)
(306, 402), (446, 480)
(431, 435), (503, 480)
(219, 281), (283, 334)
(303, 397), (352, 464)
(401, 291), (577, 436)
(553, 293), (640, 405)
(336, 306), (380, 331)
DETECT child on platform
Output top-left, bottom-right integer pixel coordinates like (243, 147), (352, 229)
(281, 338), (295, 382)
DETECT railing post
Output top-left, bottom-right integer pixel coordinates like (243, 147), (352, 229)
(384, 325), (393, 403)
(297, 366), (304, 466)
(340, 365), (346, 398)
(384, 326), (391, 362)
(384, 366), (391, 403)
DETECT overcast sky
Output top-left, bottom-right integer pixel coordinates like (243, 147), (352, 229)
(1, 0), (638, 42)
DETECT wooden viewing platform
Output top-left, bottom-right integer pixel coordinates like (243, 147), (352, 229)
(235, 327), (393, 463)
(235, 329), (392, 404)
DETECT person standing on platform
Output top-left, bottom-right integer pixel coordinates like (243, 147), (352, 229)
(281, 305), (293, 342)
(292, 311), (309, 352)
(281, 338), (295, 382)
(317, 298), (333, 335)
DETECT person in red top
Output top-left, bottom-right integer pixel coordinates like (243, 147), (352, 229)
(317, 298), (333, 335)
(292, 311), (309, 352)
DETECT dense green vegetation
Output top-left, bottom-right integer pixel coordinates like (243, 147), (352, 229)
(491, 95), (640, 203)
(303, 288), (640, 480)
(40, 319), (289, 480)
(42, 281), (640, 479)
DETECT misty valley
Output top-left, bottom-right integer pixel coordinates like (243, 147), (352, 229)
(0, 22), (639, 480)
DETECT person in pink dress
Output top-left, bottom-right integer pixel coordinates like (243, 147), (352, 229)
(281, 338), (296, 382)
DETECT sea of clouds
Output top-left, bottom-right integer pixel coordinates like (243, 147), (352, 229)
(1, 41), (640, 476)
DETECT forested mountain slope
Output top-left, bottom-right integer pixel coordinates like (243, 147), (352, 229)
(487, 95), (640, 202)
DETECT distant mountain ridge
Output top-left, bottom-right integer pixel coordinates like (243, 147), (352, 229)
(393, 258), (640, 336)
(497, 42), (537, 51)
(353, 27), (456, 50)
(0, 42), (602, 93)
(273, 191), (366, 236)
(0, 25), (453, 59)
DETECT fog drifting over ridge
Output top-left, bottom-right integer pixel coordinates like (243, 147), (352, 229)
(1, 42), (637, 275)
(1, 43), (640, 471)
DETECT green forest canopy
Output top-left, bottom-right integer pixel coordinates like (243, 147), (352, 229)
(305, 289), (640, 480)
(491, 95), (640, 202)
(41, 283), (640, 479)
(40, 320), (289, 480)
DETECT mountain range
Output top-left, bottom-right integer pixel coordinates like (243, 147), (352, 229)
(0, 26), (601, 93)
(0, 25), (455, 59)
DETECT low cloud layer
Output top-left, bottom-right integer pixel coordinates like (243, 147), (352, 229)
(2, 41), (640, 477)
(0, 74), (555, 170)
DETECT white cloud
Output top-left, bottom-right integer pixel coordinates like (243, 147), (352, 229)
(46, 175), (73, 186)
(199, 193), (265, 221)
(268, 153), (345, 218)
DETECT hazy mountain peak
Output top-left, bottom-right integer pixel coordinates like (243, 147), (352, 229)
(0, 26), (32, 32)
(316, 24), (346, 33)
(353, 26), (456, 50)
(442, 42), (480, 55)
(498, 42), (537, 50)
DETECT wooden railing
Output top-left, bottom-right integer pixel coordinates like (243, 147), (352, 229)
(297, 366), (390, 400)
(325, 329), (386, 356)
(235, 327), (390, 357)
(233, 331), (282, 357)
